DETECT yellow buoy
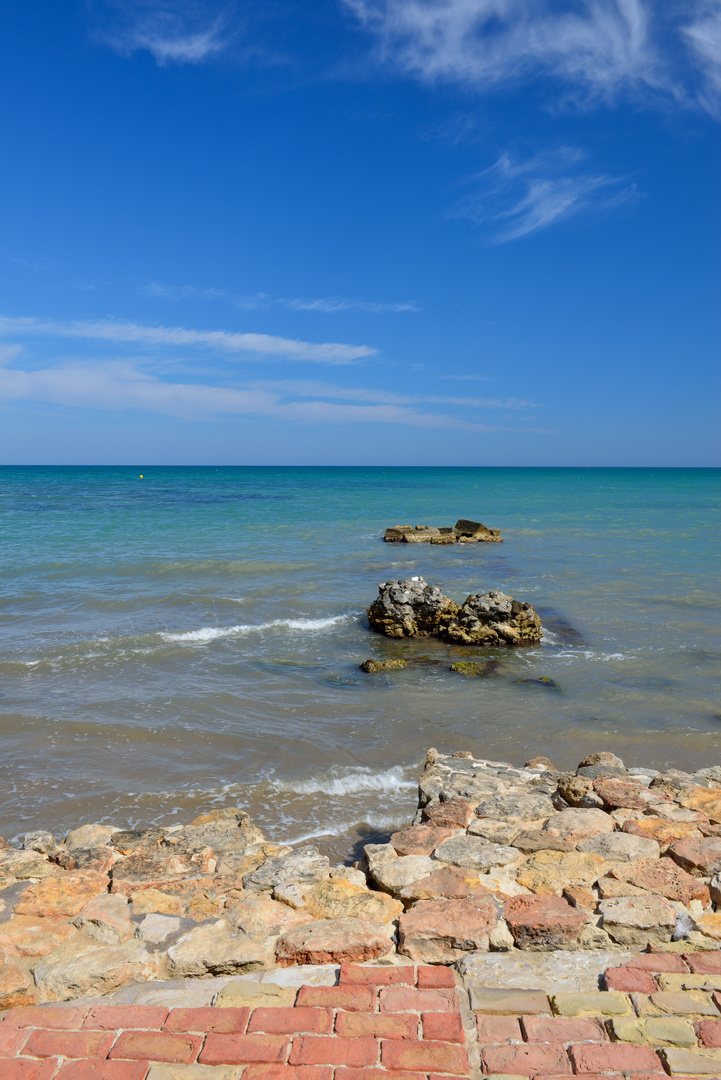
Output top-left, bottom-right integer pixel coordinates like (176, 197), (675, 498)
(139, 474), (143, 478)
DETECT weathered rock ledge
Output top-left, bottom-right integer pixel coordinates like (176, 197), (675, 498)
(2, 748), (721, 1008)
(367, 578), (543, 645)
(384, 519), (502, 544)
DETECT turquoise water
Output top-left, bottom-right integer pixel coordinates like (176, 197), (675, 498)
(0, 466), (719, 858)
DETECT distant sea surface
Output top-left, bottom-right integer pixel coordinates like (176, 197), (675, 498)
(1, 466), (719, 860)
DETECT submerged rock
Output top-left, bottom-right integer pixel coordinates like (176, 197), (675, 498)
(449, 660), (502, 677)
(359, 658), (407, 673)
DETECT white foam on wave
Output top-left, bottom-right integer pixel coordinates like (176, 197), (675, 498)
(280, 813), (405, 847)
(160, 613), (352, 643)
(272, 765), (414, 797)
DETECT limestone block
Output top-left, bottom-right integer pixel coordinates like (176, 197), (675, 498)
(390, 824), (452, 856)
(599, 895), (676, 947)
(467, 818), (521, 844)
(458, 949), (635, 993)
(433, 835), (521, 871)
(609, 1015), (697, 1047)
(226, 894), (309, 941)
(503, 894), (586, 950)
(32, 935), (158, 1001)
(398, 896), (498, 962)
(610, 855), (711, 905)
(515, 850), (609, 894)
(75, 893), (134, 944)
(15, 871), (108, 920)
(474, 793), (555, 825)
(542, 808), (615, 846)
(550, 991), (630, 1016)
(576, 832), (660, 862)
(243, 846), (330, 893)
(0, 915), (76, 957)
(135, 914), (183, 943)
(660, 1047), (721, 1075)
(398, 866), (489, 904)
(166, 919), (270, 977)
(65, 823), (119, 849)
(303, 877), (402, 923)
(669, 836), (721, 877)
(677, 786), (721, 823)
(276, 915), (393, 965)
(370, 854), (436, 897)
(0, 961), (36, 1008)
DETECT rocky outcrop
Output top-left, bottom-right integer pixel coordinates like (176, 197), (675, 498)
(367, 578), (459, 638)
(384, 519), (502, 544)
(359, 658), (407, 673)
(367, 578), (543, 646)
(446, 590), (543, 646)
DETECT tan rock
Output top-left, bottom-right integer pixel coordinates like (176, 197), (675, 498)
(398, 896), (498, 962)
(74, 894), (134, 944)
(467, 818), (521, 844)
(659, 1047), (721, 1075)
(130, 888), (183, 916)
(303, 878), (402, 923)
(542, 808), (615, 846)
(623, 816), (701, 850)
(214, 980), (296, 1008)
(0, 960), (36, 1008)
(423, 798), (474, 829)
(0, 849), (58, 883)
(556, 775), (593, 807)
(32, 935), (159, 1001)
(597, 875), (649, 898)
(609, 1015), (697, 1047)
(0, 916), (76, 957)
(551, 990), (630, 1016)
(693, 912), (721, 941)
(599, 895), (676, 947)
(398, 866), (490, 904)
(610, 855), (711, 906)
(433, 835), (521, 871)
(15, 871), (108, 920)
(677, 786), (721, 823)
(390, 824), (452, 856)
(226, 893), (309, 940)
(166, 919), (270, 977)
(515, 850), (608, 895)
(576, 832), (660, 862)
(276, 915), (393, 965)
(65, 823), (119, 849)
(370, 854), (437, 897)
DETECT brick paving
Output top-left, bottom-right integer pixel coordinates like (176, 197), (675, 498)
(2, 956), (721, 1078)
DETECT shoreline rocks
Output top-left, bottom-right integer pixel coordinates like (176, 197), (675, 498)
(2, 748), (721, 1007)
(384, 518), (502, 544)
(367, 577), (543, 646)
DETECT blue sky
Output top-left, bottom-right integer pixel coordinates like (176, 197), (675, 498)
(0, 0), (718, 465)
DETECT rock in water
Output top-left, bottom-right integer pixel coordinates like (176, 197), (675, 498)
(367, 578), (459, 638)
(359, 658), (408, 673)
(446, 590), (543, 646)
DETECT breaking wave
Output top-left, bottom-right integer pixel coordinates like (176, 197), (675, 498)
(271, 765), (415, 797)
(160, 614), (353, 643)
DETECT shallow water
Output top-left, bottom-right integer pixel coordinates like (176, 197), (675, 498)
(1, 466), (719, 861)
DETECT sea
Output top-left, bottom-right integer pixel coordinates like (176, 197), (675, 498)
(0, 466), (719, 862)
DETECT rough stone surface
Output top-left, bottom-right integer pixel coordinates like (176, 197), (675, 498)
(623, 816), (701, 849)
(275, 916), (393, 965)
(390, 824), (452, 856)
(542, 808), (615, 846)
(302, 878), (403, 923)
(612, 855), (712, 905)
(166, 920), (270, 977)
(370, 853), (437, 896)
(677, 786), (721, 823)
(398, 896), (499, 961)
(458, 949), (634, 992)
(515, 850), (608, 894)
(598, 895), (677, 947)
(74, 893), (134, 944)
(0, 915), (76, 957)
(504, 895), (587, 950)
(433, 835), (520, 871)
(32, 936), (158, 1001)
(576, 831), (660, 862)
(359, 658), (407, 673)
(367, 578), (459, 638)
(669, 835), (721, 877)
(445, 590), (543, 647)
(15, 872), (108, 920)
(242, 846), (330, 893)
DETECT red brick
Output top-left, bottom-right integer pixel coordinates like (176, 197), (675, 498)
(249, 1009), (333, 1036)
(697, 1019), (721, 1047)
(296, 986), (375, 1012)
(0, 1026), (30, 1057)
(55, 1062), (149, 1080)
(482, 1042), (570, 1075)
(335, 1012), (418, 1039)
(416, 966), (456, 988)
(24, 1028), (115, 1059)
(0, 1062), (61, 1080)
(381, 1038), (469, 1074)
(109, 1030), (201, 1064)
(200, 1033), (290, 1065)
(290, 1036), (378, 1067)
(627, 954), (689, 973)
(3, 1005), (88, 1029)
(243, 1069), (333, 1080)
(164, 1006), (250, 1033)
(521, 1016), (606, 1043)
(336, 1070), (424, 1080)
(685, 951), (721, 974)
(476, 1015), (522, 1044)
(339, 964), (414, 986)
(84, 1005), (169, 1030)
(421, 1012), (464, 1043)
(569, 1042), (661, 1073)
(379, 987), (457, 1013)
(604, 966), (658, 993)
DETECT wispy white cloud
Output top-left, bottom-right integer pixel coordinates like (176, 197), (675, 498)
(141, 282), (420, 314)
(682, 1), (721, 116)
(0, 315), (375, 365)
(439, 373), (495, 381)
(345, 0), (667, 103)
(92, 1), (231, 65)
(246, 378), (537, 409)
(449, 147), (638, 241)
(0, 358), (534, 430)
